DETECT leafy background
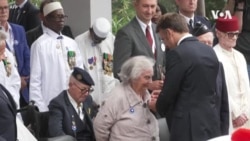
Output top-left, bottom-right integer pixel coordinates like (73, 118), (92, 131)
(8, 0), (226, 34)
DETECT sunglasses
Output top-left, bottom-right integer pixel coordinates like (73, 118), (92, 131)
(225, 32), (240, 39)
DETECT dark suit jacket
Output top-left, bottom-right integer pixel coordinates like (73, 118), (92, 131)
(216, 63), (229, 135)
(189, 15), (211, 34)
(0, 84), (17, 141)
(26, 24), (74, 47)
(156, 37), (221, 141)
(48, 90), (96, 141)
(113, 17), (165, 80)
(7, 23), (30, 103)
(9, 1), (40, 32)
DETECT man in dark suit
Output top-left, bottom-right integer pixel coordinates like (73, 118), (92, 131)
(149, 13), (221, 141)
(0, 0), (30, 108)
(9, 0), (40, 32)
(26, 0), (73, 48)
(113, 0), (165, 91)
(0, 84), (17, 141)
(192, 21), (229, 135)
(48, 67), (97, 141)
(175, 0), (214, 45)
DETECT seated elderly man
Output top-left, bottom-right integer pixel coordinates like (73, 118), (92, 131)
(48, 67), (97, 141)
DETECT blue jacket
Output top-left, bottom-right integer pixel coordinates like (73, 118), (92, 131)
(7, 23), (30, 102)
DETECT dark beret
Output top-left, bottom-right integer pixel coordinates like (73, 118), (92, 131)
(72, 67), (95, 86)
(192, 21), (211, 36)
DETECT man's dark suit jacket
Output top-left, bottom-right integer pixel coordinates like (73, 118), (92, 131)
(113, 17), (165, 80)
(216, 63), (229, 135)
(9, 1), (40, 32)
(26, 25), (74, 47)
(48, 90), (96, 141)
(0, 84), (17, 141)
(156, 37), (221, 141)
(189, 15), (211, 34)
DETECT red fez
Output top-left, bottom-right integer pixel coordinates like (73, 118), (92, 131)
(231, 128), (250, 141)
(216, 16), (239, 32)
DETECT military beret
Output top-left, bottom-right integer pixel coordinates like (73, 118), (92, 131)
(72, 67), (95, 86)
(192, 21), (211, 36)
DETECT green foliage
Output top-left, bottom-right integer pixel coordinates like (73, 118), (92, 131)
(8, 0), (41, 6)
(112, 0), (226, 34)
(112, 0), (135, 34)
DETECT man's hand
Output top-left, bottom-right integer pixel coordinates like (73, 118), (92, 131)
(21, 76), (29, 91)
(233, 113), (248, 128)
(148, 80), (164, 91)
(148, 90), (161, 112)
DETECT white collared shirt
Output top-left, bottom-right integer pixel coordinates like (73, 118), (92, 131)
(136, 16), (156, 54)
(67, 91), (84, 121)
(177, 33), (193, 46)
(179, 12), (195, 26)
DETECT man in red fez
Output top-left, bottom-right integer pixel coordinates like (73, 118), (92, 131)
(213, 16), (250, 133)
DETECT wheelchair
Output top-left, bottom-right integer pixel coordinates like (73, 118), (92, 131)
(17, 101), (76, 141)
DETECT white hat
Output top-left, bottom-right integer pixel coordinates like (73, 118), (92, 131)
(43, 2), (63, 16)
(92, 17), (111, 38)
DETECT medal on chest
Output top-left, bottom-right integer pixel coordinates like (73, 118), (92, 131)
(88, 56), (96, 70)
(103, 53), (113, 76)
(67, 51), (76, 70)
(3, 57), (11, 77)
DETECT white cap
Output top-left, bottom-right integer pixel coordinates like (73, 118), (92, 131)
(43, 2), (63, 16)
(92, 17), (111, 38)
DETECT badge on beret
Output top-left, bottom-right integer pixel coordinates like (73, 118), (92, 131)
(68, 51), (76, 70)
(76, 74), (82, 81)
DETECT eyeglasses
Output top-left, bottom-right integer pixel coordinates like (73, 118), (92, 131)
(74, 83), (94, 94)
(225, 32), (239, 39)
(48, 14), (68, 21)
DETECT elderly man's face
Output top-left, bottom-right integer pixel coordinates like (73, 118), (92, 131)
(69, 81), (92, 104)
(216, 30), (239, 50)
(197, 32), (214, 47)
(134, 0), (157, 24)
(0, 0), (9, 24)
(44, 9), (66, 33)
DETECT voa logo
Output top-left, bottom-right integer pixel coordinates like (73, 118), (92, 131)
(211, 10), (232, 19)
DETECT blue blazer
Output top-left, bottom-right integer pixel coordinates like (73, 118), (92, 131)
(9, 23), (30, 76)
(7, 23), (30, 102)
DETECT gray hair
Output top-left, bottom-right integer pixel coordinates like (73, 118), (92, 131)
(118, 56), (155, 84)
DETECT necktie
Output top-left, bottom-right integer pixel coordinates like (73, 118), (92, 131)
(146, 25), (153, 48)
(189, 19), (193, 29)
(77, 104), (84, 121)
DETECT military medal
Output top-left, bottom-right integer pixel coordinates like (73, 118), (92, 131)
(88, 56), (96, 70)
(67, 51), (76, 70)
(3, 58), (11, 77)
